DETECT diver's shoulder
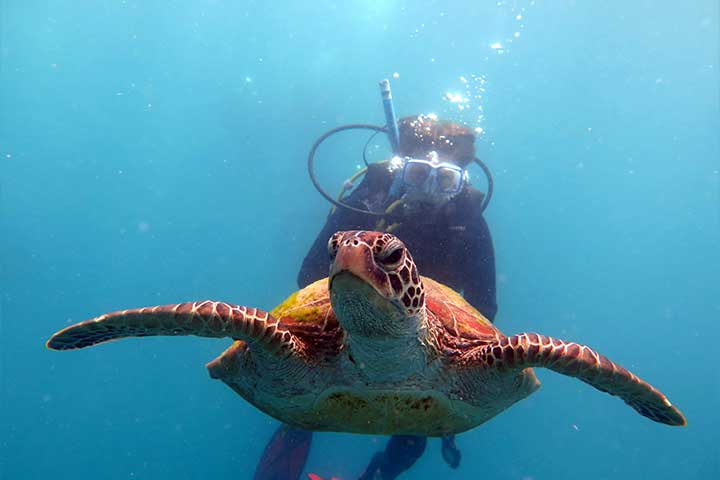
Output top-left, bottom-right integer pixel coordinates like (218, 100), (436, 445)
(363, 161), (395, 187)
(366, 161), (393, 177)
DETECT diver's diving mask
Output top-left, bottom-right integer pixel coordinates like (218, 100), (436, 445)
(400, 156), (465, 196)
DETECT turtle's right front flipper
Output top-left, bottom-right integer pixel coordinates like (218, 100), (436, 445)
(472, 333), (686, 426)
(47, 301), (299, 355)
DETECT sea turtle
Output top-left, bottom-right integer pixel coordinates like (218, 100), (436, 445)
(47, 230), (686, 435)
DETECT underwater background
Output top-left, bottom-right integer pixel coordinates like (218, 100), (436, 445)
(1, 1), (718, 479)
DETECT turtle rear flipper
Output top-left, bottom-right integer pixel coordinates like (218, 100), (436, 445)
(46, 301), (300, 356)
(475, 333), (686, 426)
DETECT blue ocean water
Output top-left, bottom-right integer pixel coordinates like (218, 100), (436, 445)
(1, 1), (718, 479)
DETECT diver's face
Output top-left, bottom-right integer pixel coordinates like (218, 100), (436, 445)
(400, 152), (465, 206)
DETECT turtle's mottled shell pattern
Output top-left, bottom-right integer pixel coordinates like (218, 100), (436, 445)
(205, 277), (524, 436)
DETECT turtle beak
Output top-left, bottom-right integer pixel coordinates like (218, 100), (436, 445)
(329, 244), (393, 298)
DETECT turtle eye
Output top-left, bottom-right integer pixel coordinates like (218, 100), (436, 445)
(377, 245), (404, 269)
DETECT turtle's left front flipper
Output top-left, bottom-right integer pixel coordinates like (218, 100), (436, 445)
(473, 333), (686, 426)
(47, 301), (300, 356)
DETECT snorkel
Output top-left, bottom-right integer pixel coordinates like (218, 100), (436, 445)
(307, 80), (494, 216)
(379, 79), (401, 154)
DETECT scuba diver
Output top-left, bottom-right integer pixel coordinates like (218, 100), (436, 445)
(253, 81), (497, 480)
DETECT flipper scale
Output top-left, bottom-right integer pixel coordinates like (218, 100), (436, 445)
(46, 301), (300, 356)
(476, 333), (686, 426)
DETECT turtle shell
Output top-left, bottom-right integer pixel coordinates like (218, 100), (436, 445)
(421, 277), (501, 344)
(271, 276), (501, 349)
(208, 275), (501, 376)
(265, 276), (501, 361)
(204, 275), (507, 436)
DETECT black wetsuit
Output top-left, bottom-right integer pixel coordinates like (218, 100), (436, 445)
(299, 162), (497, 321)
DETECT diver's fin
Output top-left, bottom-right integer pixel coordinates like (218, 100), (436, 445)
(252, 424), (313, 480)
(441, 435), (461, 469)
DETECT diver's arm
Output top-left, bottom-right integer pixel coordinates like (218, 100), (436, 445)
(462, 212), (498, 321)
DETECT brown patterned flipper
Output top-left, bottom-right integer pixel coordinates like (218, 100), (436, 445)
(47, 301), (300, 356)
(475, 333), (686, 426)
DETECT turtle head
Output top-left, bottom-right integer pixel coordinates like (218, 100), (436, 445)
(328, 231), (426, 339)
